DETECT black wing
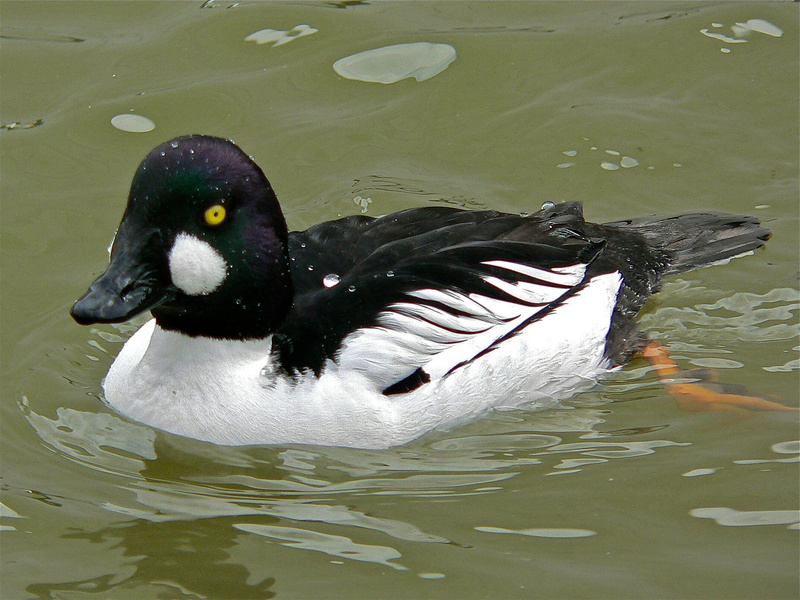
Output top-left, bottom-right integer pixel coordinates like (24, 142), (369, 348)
(272, 202), (612, 381)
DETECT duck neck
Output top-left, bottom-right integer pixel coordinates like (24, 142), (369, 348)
(153, 245), (294, 340)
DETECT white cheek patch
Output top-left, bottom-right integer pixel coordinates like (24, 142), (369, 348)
(168, 233), (228, 296)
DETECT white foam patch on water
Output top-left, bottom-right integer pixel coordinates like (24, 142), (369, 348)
(111, 114), (155, 133)
(763, 358), (798, 373)
(333, 42), (456, 84)
(700, 29), (748, 44)
(690, 507), (800, 528)
(475, 526), (596, 538)
(558, 144), (643, 171)
(0, 502), (22, 519)
(244, 24), (317, 47)
(683, 468), (719, 477)
(353, 195), (372, 213)
(700, 18), (783, 52)
(735, 19), (783, 37)
(771, 440), (800, 455)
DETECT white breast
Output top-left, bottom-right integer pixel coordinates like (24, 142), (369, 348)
(102, 272), (622, 448)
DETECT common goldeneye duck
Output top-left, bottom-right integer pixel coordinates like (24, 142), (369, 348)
(71, 134), (773, 448)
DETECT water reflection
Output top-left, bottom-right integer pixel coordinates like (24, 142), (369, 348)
(19, 397), (156, 475)
(27, 518), (277, 599)
(19, 383), (696, 583)
(687, 440), (800, 532)
(475, 525), (596, 539)
(234, 522), (408, 571)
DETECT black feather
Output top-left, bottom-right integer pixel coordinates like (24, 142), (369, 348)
(272, 201), (769, 377)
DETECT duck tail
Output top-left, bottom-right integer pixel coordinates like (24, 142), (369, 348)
(605, 212), (771, 276)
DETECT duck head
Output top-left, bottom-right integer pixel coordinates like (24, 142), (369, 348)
(71, 135), (293, 339)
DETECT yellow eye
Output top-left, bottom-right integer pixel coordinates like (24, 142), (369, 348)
(203, 204), (226, 226)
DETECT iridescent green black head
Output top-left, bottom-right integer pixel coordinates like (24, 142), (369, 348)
(71, 135), (293, 339)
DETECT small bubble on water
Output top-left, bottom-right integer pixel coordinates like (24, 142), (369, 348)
(307, 265), (314, 271)
(170, 140), (179, 148)
(348, 285), (356, 293)
(541, 201), (555, 210)
(386, 270), (395, 278)
(323, 273), (341, 288)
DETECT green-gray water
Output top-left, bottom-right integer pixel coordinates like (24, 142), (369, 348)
(2, 2), (798, 598)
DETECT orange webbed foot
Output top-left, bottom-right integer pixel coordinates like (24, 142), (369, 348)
(640, 342), (799, 413)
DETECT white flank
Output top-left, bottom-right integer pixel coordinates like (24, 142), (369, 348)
(168, 233), (228, 295)
(103, 269), (624, 448)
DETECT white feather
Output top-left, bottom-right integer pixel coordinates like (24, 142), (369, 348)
(405, 288), (504, 318)
(481, 275), (561, 305)
(103, 273), (623, 448)
(482, 260), (586, 285)
(168, 233), (228, 296)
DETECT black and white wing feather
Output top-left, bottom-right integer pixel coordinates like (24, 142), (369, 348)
(273, 202), (611, 394)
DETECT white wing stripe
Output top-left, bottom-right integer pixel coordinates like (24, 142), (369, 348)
(405, 288), (502, 319)
(467, 293), (530, 320)
(481, 275), (564, 305)
(514, 280), (570, 304)
(386, 302), (496, 333)
(482, 260), (586, 286)
(378, 312), (487, 344)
